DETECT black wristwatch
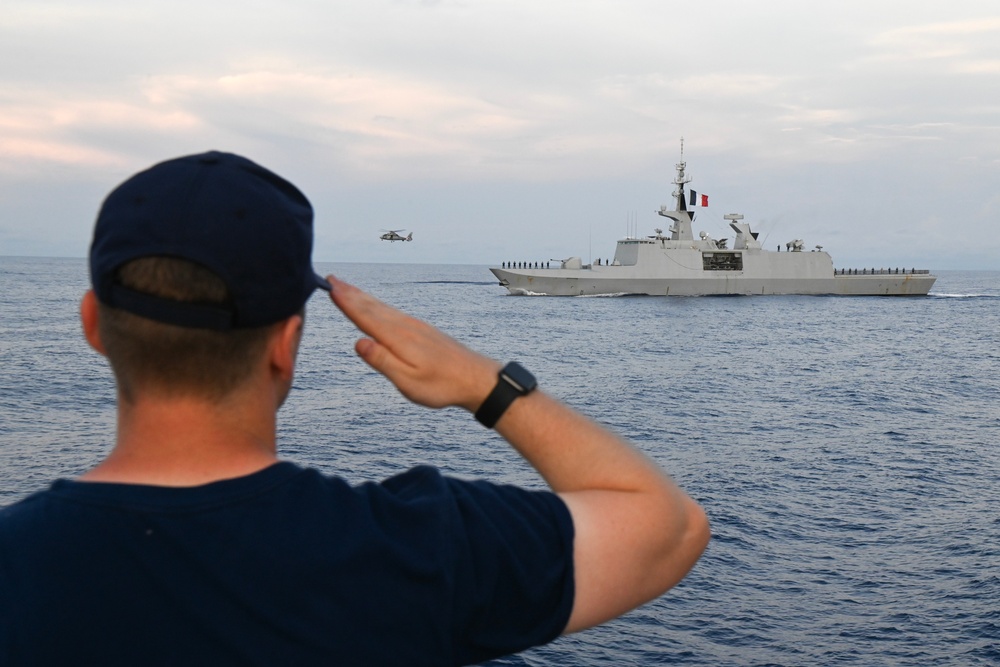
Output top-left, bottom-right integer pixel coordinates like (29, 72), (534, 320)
(475, 362), (537, 428)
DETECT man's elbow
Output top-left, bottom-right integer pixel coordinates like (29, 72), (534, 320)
(686, 501), (711, 558)
(651, 497), (710, 593)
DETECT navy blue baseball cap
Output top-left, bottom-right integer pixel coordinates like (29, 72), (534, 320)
(89, 151), (331, 330)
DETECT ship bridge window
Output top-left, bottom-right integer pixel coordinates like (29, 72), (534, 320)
(702, 252), (743, 271)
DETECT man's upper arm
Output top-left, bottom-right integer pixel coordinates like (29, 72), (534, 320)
(559, 488), (709, 634)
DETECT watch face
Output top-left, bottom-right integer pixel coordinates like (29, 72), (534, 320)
(502, 362), (537, 394)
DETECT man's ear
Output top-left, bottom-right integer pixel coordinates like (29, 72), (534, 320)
(269, 314), (303, 383)
(80, 290), (107, 356)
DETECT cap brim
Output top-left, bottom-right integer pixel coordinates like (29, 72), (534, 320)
(315, 273), (332, 292)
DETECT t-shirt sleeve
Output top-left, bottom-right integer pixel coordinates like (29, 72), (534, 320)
(446, 475), (576, 664)
(380, 466), (575, 665)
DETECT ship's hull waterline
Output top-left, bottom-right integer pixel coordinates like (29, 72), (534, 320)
(491, 267), (935, 296)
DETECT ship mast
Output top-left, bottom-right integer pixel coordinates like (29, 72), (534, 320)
(657, 138), (695, 241)
(674, 138), (692, 213)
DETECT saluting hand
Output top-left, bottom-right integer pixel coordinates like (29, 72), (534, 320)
(327, 275), (498, 412)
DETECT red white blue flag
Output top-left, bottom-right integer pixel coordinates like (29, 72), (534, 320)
(689, 191), (709, 207)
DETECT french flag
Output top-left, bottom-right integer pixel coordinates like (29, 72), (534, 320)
(689, 190), (709, 207)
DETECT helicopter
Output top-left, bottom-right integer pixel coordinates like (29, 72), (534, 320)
(379, 229), (413, 242)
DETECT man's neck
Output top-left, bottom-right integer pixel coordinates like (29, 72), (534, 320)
(80, 393), (280, 487)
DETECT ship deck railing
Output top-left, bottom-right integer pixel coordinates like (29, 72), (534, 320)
(835, 268), (931, 276)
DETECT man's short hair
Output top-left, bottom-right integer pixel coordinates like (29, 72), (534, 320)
(98, 256), (276, 402)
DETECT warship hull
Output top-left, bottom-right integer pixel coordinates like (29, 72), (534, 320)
(491, 246), (935, 296)
(491, 266), (936, 296)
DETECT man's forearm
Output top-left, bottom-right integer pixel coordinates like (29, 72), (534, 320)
(493, 389), (673, 495)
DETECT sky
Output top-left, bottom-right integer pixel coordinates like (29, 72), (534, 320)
(1, 0), (999, 269)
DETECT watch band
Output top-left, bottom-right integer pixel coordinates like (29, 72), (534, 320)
(475, 362), (537, 428)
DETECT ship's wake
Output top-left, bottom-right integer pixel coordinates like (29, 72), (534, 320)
(508, 290), (633, 297)
(930, 292), (1000, 300)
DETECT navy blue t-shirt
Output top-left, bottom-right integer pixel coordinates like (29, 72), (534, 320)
(0, 462), (575, 666)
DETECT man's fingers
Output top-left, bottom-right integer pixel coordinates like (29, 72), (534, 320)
(324, 274), (493, 410)
(354, 338), (380, 367)
(328, 275), (406, 343)
(328, 278), (420, 383)
(328, 275), (441, 364)
(354, 337), (404, 379)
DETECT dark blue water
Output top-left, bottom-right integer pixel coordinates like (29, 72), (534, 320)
(2, 257), (999, 665)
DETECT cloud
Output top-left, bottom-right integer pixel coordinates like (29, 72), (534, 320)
(138, 68), (547, 177)
(1, 1), (999, 266)
(867, 16), (1000, 71)
(0, 137), (120, 170)
(0, 88), (204, 174)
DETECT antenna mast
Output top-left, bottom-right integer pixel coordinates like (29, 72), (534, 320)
(657, 137), (696, 241)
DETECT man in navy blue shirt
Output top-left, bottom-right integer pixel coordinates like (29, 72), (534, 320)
(0, 151), (709, 666)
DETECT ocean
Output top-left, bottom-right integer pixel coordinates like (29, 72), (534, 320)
(1, 256), (998, 665)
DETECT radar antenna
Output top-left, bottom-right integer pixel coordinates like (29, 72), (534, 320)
(674, 138), (691, 185)
(672, 137), (692, 214)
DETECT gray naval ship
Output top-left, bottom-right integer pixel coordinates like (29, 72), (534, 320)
(490, 152), (936, 296)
